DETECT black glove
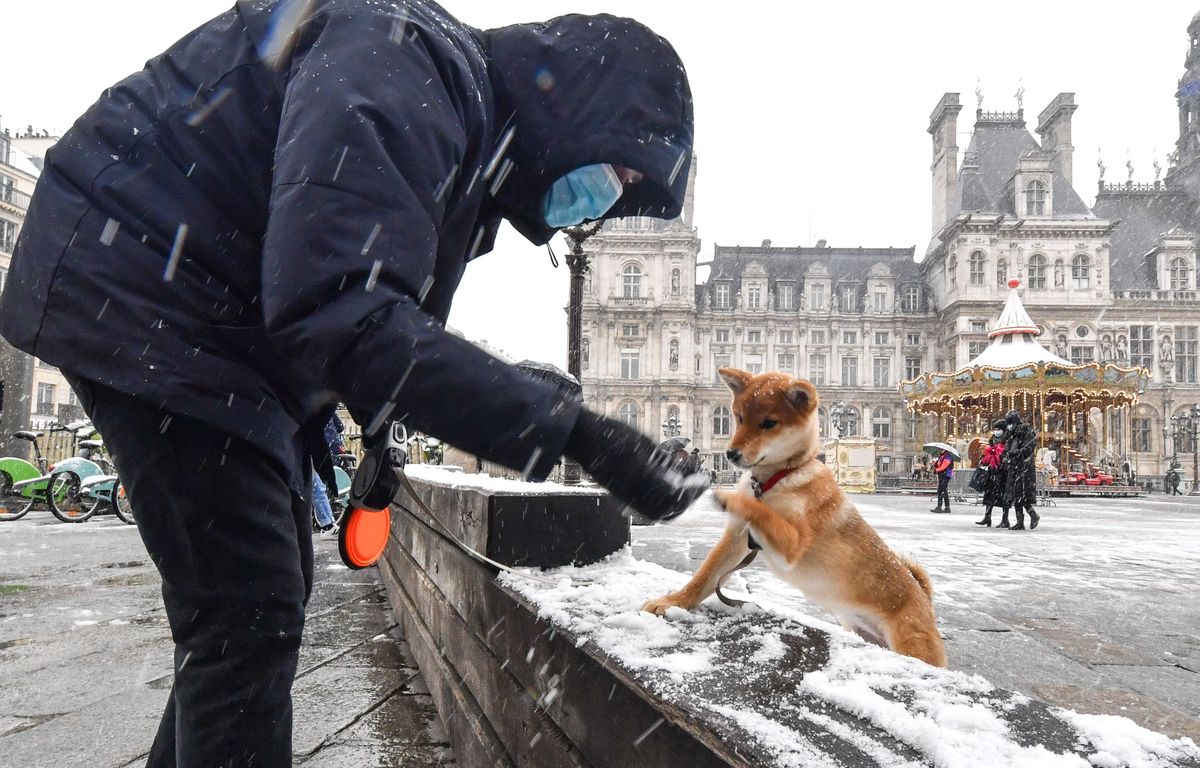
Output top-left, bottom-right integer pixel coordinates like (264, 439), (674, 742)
(565, 409), (709, 521)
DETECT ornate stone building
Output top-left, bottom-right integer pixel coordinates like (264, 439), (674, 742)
(581, 10), (1200, 480)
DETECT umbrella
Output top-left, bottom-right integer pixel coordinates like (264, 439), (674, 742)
(923, 442), (960, 459)
(657, 437), (691, 454)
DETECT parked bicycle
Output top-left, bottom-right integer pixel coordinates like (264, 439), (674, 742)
(0, 424), (96, 522)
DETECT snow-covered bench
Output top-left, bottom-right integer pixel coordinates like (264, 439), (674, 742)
(378, 467), (1200, 767)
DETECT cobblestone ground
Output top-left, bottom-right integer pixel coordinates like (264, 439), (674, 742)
(0, 509), (453, 768)
(633, 490), (1200, 744)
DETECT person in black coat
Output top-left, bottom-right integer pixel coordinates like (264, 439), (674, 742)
(0, 3), (700, 764)
(1001, 410), (1041, 531)
(975, 420), (1012, 528)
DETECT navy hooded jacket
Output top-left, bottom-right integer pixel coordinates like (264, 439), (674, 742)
(0, 0), (693, 490)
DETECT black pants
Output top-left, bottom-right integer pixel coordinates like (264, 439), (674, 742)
(70, 378), (312, 768)
(936, 474), (950, 509)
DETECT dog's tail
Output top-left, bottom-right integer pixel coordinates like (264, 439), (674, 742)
(902, 557), (934, 600)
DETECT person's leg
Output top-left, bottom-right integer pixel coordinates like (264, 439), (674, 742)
(998, 506), (1011, 528)
(1011, 503), (1026, 530)
(311, 471), (335, 530)
(71, 378), (311, 768)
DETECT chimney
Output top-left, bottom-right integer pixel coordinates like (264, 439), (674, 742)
(928, 93), (962, 233)
(1036, 93), (1077, 185)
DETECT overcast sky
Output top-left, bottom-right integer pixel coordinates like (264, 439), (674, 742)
(3, 2), (1193, 367)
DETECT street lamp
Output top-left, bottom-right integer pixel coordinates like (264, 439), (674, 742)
(830, 400), (847, 439)
(561, 221), (604, 484)
(1189, 404), (1200, 495)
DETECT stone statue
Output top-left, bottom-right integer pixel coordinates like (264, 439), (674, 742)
(1116, 334), (1129, 362)
(1014, 79), (1024, 110)
(1100, 334), (1113, 361)
(671, 270), (680, 294)
(1154, 157), (1162, 182)
(1160, 333), (1175, 365)
(700, 289), (710, 311)
(1055, 333), (1069, 358)
(1097, 150), (1106, 181)
(1126, 157), (1135, 183)
(581, 338), (589, 368)
(735, 290), (743, 309)
(1054, 260), (1065, 288)
(975, 77), (983, 110)
(669, 339), (679, 367)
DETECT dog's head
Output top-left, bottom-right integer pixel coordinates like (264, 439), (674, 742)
(717, 368), (820, 470)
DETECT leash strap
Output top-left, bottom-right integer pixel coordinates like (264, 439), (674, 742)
(396, 472), (561, 586)
(714, 548), (759, 608)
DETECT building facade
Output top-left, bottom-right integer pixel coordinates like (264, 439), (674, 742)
(582, 11), (1200, 481)
(0, 124), (81, 449)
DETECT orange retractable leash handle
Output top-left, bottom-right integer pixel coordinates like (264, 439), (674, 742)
(338, 422), (407, 570)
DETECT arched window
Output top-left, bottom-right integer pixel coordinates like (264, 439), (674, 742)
(1028, 254), (1047, 290)
(617, 400), (640, 429)
(872, 407), (892, 439)
(622, 264), (642, 298)
(946, 255), (957, 288)
(969, 251), (986, 286)
(996, 258), (1007, 287)
(818, 407), (828, 439)
(1072, 254), (1090, 290)
(713, 406), (731, 437)
(1171, 256), (1192, 290)
(844, 406), (860, 437)
(671, 268), (681, 295)
(1025, 180), (1047, 215)
(1131, 406), (1154, 453)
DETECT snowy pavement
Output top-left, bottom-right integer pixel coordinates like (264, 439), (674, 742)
(0, 510), (452, 768)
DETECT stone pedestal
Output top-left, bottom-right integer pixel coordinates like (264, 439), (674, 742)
(823, 436), (877, 492)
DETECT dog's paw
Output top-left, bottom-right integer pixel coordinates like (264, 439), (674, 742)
(713, 488), (736, 510)
(714, 489), (750, 519)
(642, 595), (687, 616)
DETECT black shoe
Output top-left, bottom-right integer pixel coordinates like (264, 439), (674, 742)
(975, 513), (992, 527)
(930, 507), (943, 513)
(1028, 509), (1039, 530)
(1010, 522), (1026, 530)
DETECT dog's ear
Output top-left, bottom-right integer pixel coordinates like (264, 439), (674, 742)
(785, 379), (818, 414)
(718, 368), (752, 395)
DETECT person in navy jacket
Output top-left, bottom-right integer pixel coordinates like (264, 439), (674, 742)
(0, 2), (700, 763)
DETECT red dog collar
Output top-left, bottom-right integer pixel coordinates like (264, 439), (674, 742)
(752, 467), (796, 498)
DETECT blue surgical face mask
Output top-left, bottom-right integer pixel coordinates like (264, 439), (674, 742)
(542, 164), (624, 228)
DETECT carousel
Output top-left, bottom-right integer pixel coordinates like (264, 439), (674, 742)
(900, 279), (1151, 484)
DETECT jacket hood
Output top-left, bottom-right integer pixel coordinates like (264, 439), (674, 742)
(482, 14), (694, 244)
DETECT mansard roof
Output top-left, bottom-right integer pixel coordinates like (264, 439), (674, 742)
(954, 114), (1092, 218)
(1093, 184), (1200, 290)
(707, 244), (920, 284)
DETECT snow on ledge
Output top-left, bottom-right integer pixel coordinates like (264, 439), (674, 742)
(403, 464), (604, 496)
(500, 551), (1200, 768)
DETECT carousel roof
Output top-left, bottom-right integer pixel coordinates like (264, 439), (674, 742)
(969, 280), (1070, 368)
(899, 279), (1150, 415)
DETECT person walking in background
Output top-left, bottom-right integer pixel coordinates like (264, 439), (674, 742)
(930, 449), (955, 513)
(1001, 411), (1040, 530)
(975, 421), (1010, 527)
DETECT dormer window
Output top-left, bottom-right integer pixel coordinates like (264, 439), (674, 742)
(1072, 254), (1090, 290)
(900, 285), (920, 312)
(1025, 180), (1047, 216)
(747, 283), (762, 309)
(1171, 256), (1192, 290)
(714, 282), (731, 308)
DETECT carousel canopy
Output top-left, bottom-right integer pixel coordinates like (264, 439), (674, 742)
(899, 279), (1150, 417)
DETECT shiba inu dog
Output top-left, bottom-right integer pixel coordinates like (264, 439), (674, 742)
(642, 368), (947, 668)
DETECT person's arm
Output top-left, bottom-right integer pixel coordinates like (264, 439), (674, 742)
(257, 11), (705, 519)
(260, 12), (575, 479)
